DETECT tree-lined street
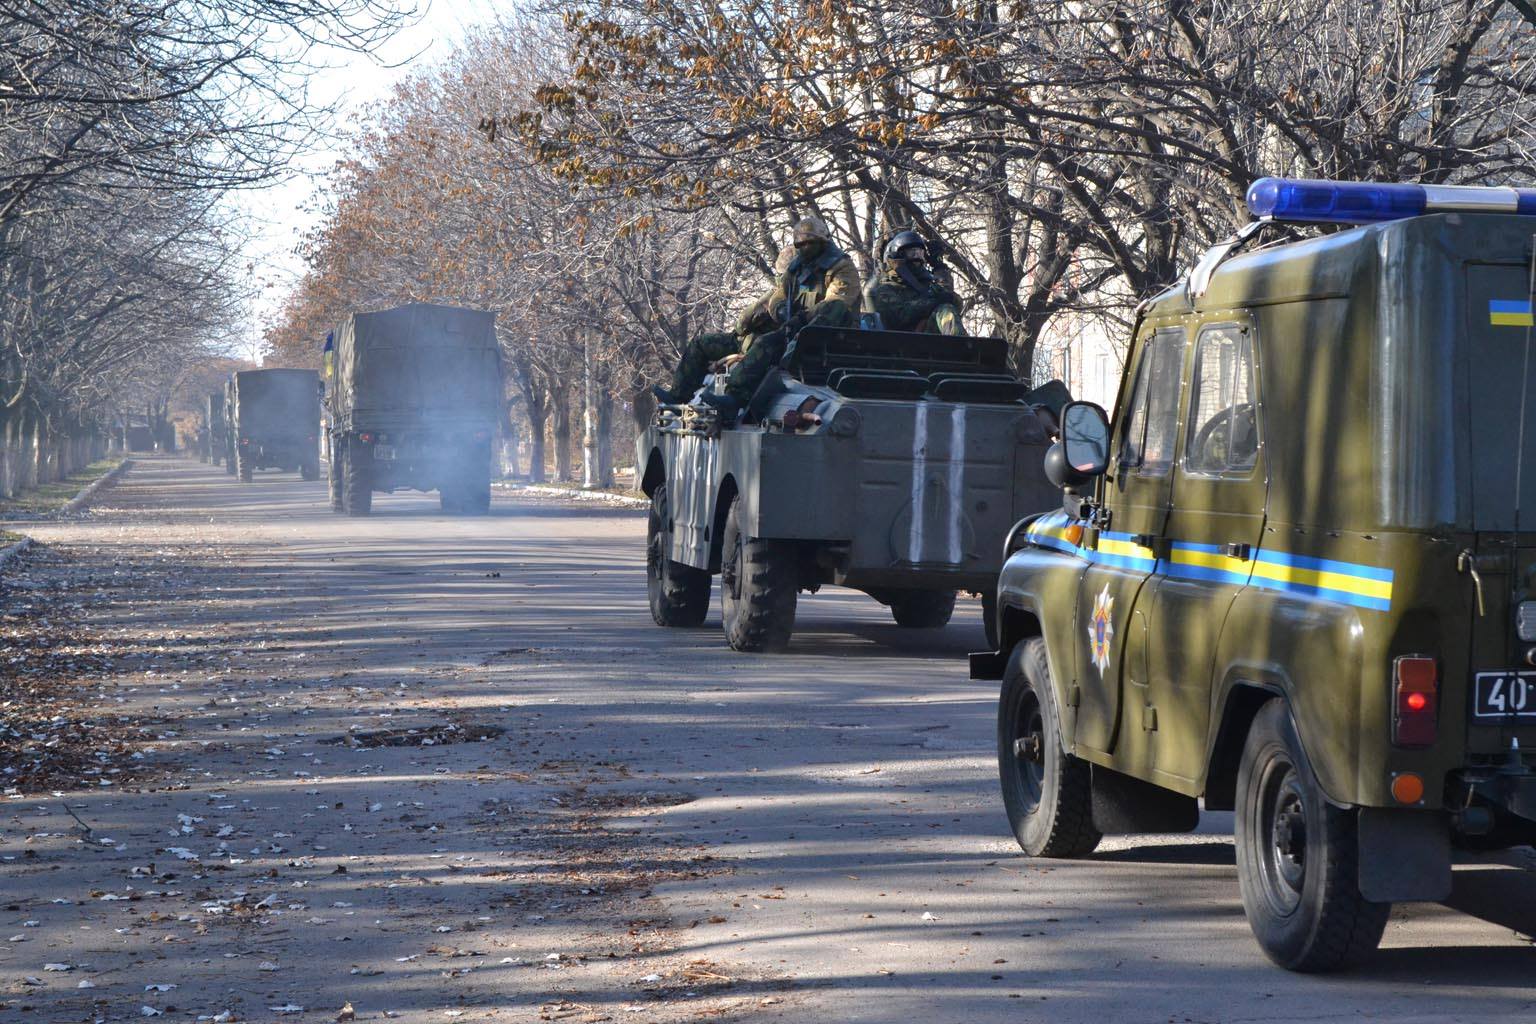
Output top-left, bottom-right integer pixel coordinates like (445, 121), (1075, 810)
(2, 459), (1534, 1022)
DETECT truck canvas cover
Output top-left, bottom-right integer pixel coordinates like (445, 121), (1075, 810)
(233, 369), (319, 438)
(334, 303), (501, 428)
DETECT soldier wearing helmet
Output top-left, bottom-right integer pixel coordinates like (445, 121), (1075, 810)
(654, 216), (861, 417)
(864, 229), (962, 335)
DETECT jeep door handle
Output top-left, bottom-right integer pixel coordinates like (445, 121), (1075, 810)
(1223, 542), (1252, 561)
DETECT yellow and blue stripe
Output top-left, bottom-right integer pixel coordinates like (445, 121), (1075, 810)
(1491, 299), (1534, 328)
(1023, 514), (1395, 612)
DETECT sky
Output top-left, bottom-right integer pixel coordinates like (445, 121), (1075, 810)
(232, 0), (508, 363)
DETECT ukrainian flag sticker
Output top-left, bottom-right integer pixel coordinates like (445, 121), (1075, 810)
(1491, 299), (1535, 327)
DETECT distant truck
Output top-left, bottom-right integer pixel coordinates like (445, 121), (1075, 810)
(328, 302), (503, 516)
(228, 368), (321, 483)
(206, 390), (229, 469)
(637, 325), (1063, 652)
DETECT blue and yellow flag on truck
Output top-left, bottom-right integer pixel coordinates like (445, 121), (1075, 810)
(322, 331), (335, 379)
(1490, 300), (1535, 328)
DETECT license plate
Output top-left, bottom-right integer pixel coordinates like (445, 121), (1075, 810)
(373, 445), (395, 461)
(1473, 671), (1536, 719)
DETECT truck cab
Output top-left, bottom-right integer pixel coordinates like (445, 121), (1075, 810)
(974, 177), (1536, 971)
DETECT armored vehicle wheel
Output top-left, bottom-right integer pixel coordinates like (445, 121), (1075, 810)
(720, 493), (796, 651)
(300, 461), (319, 482)
(647, 484), (709, 627)
(1235, 701), (1389, 972)
(344, 439), (372, 516)
(998, 638), (1100, 857)
(328, 453), (344, 512)
(888, 589), (956, 628)
(237, 453), (253, 482)
(982, 591), (999, 649)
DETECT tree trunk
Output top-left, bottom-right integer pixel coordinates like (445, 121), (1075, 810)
(501, 400), (522, 479)
(527, 392), (547, 484)
(552, 386), (573, 484)
(581, 340), (598, 489)
(596, 388), (615, 489)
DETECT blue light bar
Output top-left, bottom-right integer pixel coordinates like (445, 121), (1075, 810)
(1247, 177), (1536, 224)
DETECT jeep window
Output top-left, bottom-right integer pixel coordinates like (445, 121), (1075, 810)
(1185, 324), (1259, 476)
(1120, 328), (1185, 476)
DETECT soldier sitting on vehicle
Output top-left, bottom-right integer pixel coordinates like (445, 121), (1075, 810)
(654, 215), (861, 419)
(863, 230), (963, 335)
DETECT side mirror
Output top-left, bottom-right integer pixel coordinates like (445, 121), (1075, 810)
(1043, 401), (1110, 490)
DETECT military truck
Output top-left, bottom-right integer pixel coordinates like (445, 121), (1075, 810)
(328, 303), (502, 516)
(228, 368), (321, 483)
(972, 177), (1536, 972)
(206, 390), (228, 468)
(637, 325), (1063, 652)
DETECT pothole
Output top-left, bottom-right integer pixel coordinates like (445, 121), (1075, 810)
(323, 722), (506, 748)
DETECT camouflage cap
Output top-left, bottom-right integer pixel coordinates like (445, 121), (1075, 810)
(792, 215), (832, 246)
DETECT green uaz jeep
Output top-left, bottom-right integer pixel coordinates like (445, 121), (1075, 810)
(972, 177), (1536, 971)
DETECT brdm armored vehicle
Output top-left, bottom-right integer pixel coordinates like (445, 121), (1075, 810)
(972, 177), (1536, 971)
(228, 369), (321, 483)
(637, 325), (1063, 652)
(328, 303), (503, 516)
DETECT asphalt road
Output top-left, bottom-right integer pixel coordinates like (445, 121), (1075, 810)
(3, 455), (1535, 1023)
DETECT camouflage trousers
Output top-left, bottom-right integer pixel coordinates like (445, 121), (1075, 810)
(670, 331), (742, 399)
(723, 299), (854, 403)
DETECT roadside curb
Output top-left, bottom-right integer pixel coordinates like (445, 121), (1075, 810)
(59, 457), (134, 516)
(0, 535), (33, 571)
(497, 483), (648, 510)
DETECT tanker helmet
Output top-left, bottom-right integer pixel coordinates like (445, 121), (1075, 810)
(883, 229), (928, 264)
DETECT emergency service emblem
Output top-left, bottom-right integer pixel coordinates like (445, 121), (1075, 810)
(1088, 585), (1115, 674)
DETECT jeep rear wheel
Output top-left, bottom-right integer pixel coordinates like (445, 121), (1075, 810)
(997, 638), (1099, 857)
(887, 589), (957, 628)
(1236, 701), (1389, 972)
(719, 493), (796, 652)
(647, 484), (710, 627)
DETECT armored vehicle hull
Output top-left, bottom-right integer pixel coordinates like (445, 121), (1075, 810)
(638, 326), (1061, 651)
(975, 205), (1536, 971)
(328, 303), (502, 517)
(229, 369), (321, 483)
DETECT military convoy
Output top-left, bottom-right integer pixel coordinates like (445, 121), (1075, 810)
(327, 303), (503, 516)
(973, 177), (1536, 971)
(637, 324), (1064, 651)
(226, 369), (321, 482)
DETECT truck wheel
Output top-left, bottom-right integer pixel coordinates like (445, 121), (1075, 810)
(328, 452), (344, 512)
(720, 493), (796, 651)
(344, 440), (372, 516)
(998, 638), (1100, 857)
(888, 589), (957, 628)
(1235, 700), (1389, 971)
(982, 591), (999, 649)
(648, 484), (710, 627)
(300, 461), (319, 482)
(237, 452), (253, 482)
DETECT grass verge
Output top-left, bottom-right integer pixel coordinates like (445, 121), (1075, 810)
(0, 458), (119, 516)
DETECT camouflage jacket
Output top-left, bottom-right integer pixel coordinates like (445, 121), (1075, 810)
(865, 267), (962, 334)
(736, 246), (861, 336)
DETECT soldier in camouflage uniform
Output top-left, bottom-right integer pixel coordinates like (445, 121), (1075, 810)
(656, 216), (861, 417)
(864, 230), (963, 335)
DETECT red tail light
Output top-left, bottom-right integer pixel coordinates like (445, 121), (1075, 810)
(359, 432), (374, 443)
(1393, 656), (1439, 747)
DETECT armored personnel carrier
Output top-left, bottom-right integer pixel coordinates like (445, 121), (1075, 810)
(637, 325), (1064, 652)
